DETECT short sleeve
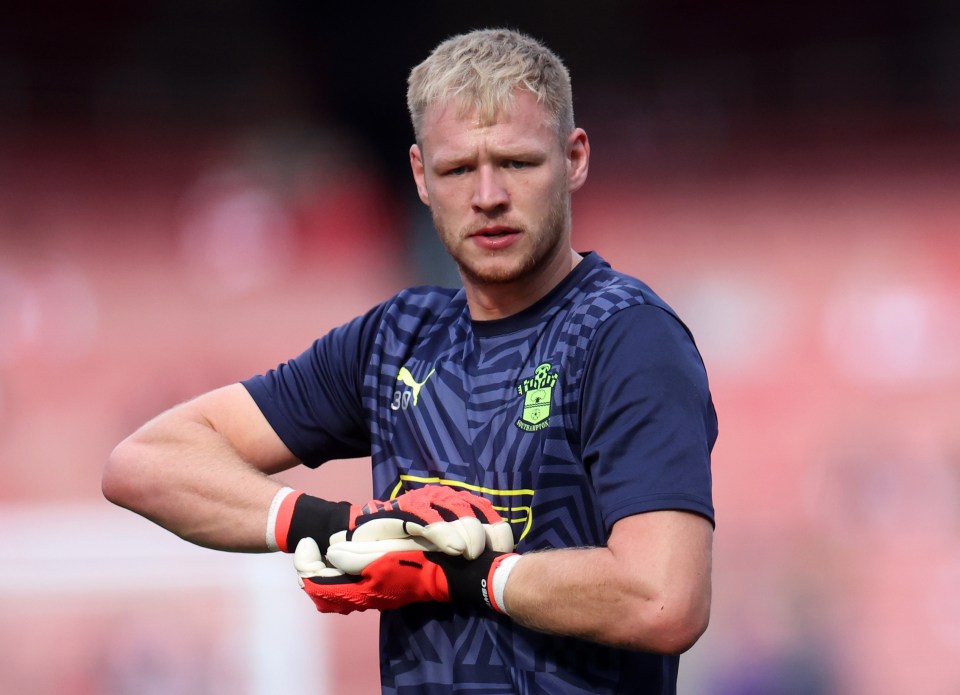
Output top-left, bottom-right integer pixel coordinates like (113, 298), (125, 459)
(241, 302), (387, 467)
(580, 304), (717, 529)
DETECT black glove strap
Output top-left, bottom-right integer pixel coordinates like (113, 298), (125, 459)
(287, 495), (351, 555)
(429, 549), (501, 609)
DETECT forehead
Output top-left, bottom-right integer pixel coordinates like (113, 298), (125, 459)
(419, 90), (558, 156)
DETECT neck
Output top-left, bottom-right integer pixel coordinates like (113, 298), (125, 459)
(464, 248), (582, 321)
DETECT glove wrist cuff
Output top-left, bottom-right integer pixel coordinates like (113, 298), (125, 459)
(268, 488), (352, 554)
(438, 550), (520, 613)
(266, 487), (298, 551)
(489, 553), (521, 615)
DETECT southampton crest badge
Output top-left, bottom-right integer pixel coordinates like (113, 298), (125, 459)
(515, 362), (559, 432)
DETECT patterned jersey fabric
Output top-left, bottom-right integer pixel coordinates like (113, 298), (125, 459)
(243, 252), (717, 694)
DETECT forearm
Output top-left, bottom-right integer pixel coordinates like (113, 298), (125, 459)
(103, 403), (285, 552)
(501, 515), (712, 654)
(502, 548), (674, 652)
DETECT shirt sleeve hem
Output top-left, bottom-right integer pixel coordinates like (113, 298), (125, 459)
(240, 378), (322, 468)
(603, 494), (716, 530)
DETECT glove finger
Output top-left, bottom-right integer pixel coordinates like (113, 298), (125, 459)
(484, 520), (516, 553)
(293, 537), (322, 571)
(293, 538), (347, 581)
(347, 517), (414, 543)
(360, 487), (505, 533)
(352, 506), (455, 536)
(457, 517), (487, 560)
(299, 566), (349, 585)
(401, 520), (463, 555)
(355, 515), (480, 557)
(416, 517), (485, 559)
(455, 489), (505, 524)
(301, 576), (366, 615)
(326, 536), (440, 574)
(398, 485), (477, 525)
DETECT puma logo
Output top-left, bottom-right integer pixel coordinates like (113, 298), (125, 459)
(396, 367), (436, 407)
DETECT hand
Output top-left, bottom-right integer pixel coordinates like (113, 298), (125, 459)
(344, 485), (514, 560)
(294, 537), (517, 615)
(275, 484), (512, 557)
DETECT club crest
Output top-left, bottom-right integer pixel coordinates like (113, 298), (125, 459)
(515, 362), (559, 431)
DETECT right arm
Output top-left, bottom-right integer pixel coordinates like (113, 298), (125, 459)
(102, 383), (300, 552)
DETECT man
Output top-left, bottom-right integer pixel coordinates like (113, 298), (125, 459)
(103, 28), (717, 694)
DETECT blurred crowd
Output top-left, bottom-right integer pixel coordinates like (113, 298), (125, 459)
(1, 3), (959, 693)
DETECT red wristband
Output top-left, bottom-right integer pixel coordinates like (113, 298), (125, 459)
(271, 489), (304, 552)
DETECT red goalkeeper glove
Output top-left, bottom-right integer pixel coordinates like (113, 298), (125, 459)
(271, 485), (512, 558)
(340, 486), (513, 560)
(294, 536), (519, 615)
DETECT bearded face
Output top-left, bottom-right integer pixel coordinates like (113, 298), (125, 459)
(429, 175), (571, 288)
(409, 91), (589, 317)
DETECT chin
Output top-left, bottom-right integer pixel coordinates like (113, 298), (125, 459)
(459, 257), (531, 286)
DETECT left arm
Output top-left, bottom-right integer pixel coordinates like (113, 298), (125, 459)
(499, 302), (716, 653)
(502, 510), (712, 654)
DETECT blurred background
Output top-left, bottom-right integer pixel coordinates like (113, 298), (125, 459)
(1, 1), (958, 693)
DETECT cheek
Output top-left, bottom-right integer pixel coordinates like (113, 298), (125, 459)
(517, 176), (560, 213)
(425, 181), (464, 212)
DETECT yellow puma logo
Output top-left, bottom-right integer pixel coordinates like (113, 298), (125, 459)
(397, 367), (436, 406)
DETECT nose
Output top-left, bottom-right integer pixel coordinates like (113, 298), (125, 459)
(471, 165), (509, 212)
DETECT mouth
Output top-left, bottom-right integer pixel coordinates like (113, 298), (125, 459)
(467, 226), (522, 251)
(470, 226), (519, 239)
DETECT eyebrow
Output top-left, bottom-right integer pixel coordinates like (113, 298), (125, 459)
(431, 144), (548, 169)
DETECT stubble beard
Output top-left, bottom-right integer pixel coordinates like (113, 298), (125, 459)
(433, 189), (571, 287)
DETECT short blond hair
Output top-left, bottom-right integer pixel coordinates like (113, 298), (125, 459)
(407, 28), (574, 143)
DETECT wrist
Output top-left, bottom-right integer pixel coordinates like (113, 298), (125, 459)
(489, 553), (521, 615)
(265, 487), (297, 551)
(266, 487), (351, 554)
(433, 550), (521, 614)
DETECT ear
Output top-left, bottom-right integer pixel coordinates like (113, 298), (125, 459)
(409, 144), (430, 205)
(566, 128), (590, 193)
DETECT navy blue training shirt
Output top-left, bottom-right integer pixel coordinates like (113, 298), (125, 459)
(243, 252), (717, 694)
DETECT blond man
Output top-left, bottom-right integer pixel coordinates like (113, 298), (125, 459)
(104, 28), (716, 694)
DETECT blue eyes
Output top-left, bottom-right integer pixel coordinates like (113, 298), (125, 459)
(444, 161), (530, 176)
